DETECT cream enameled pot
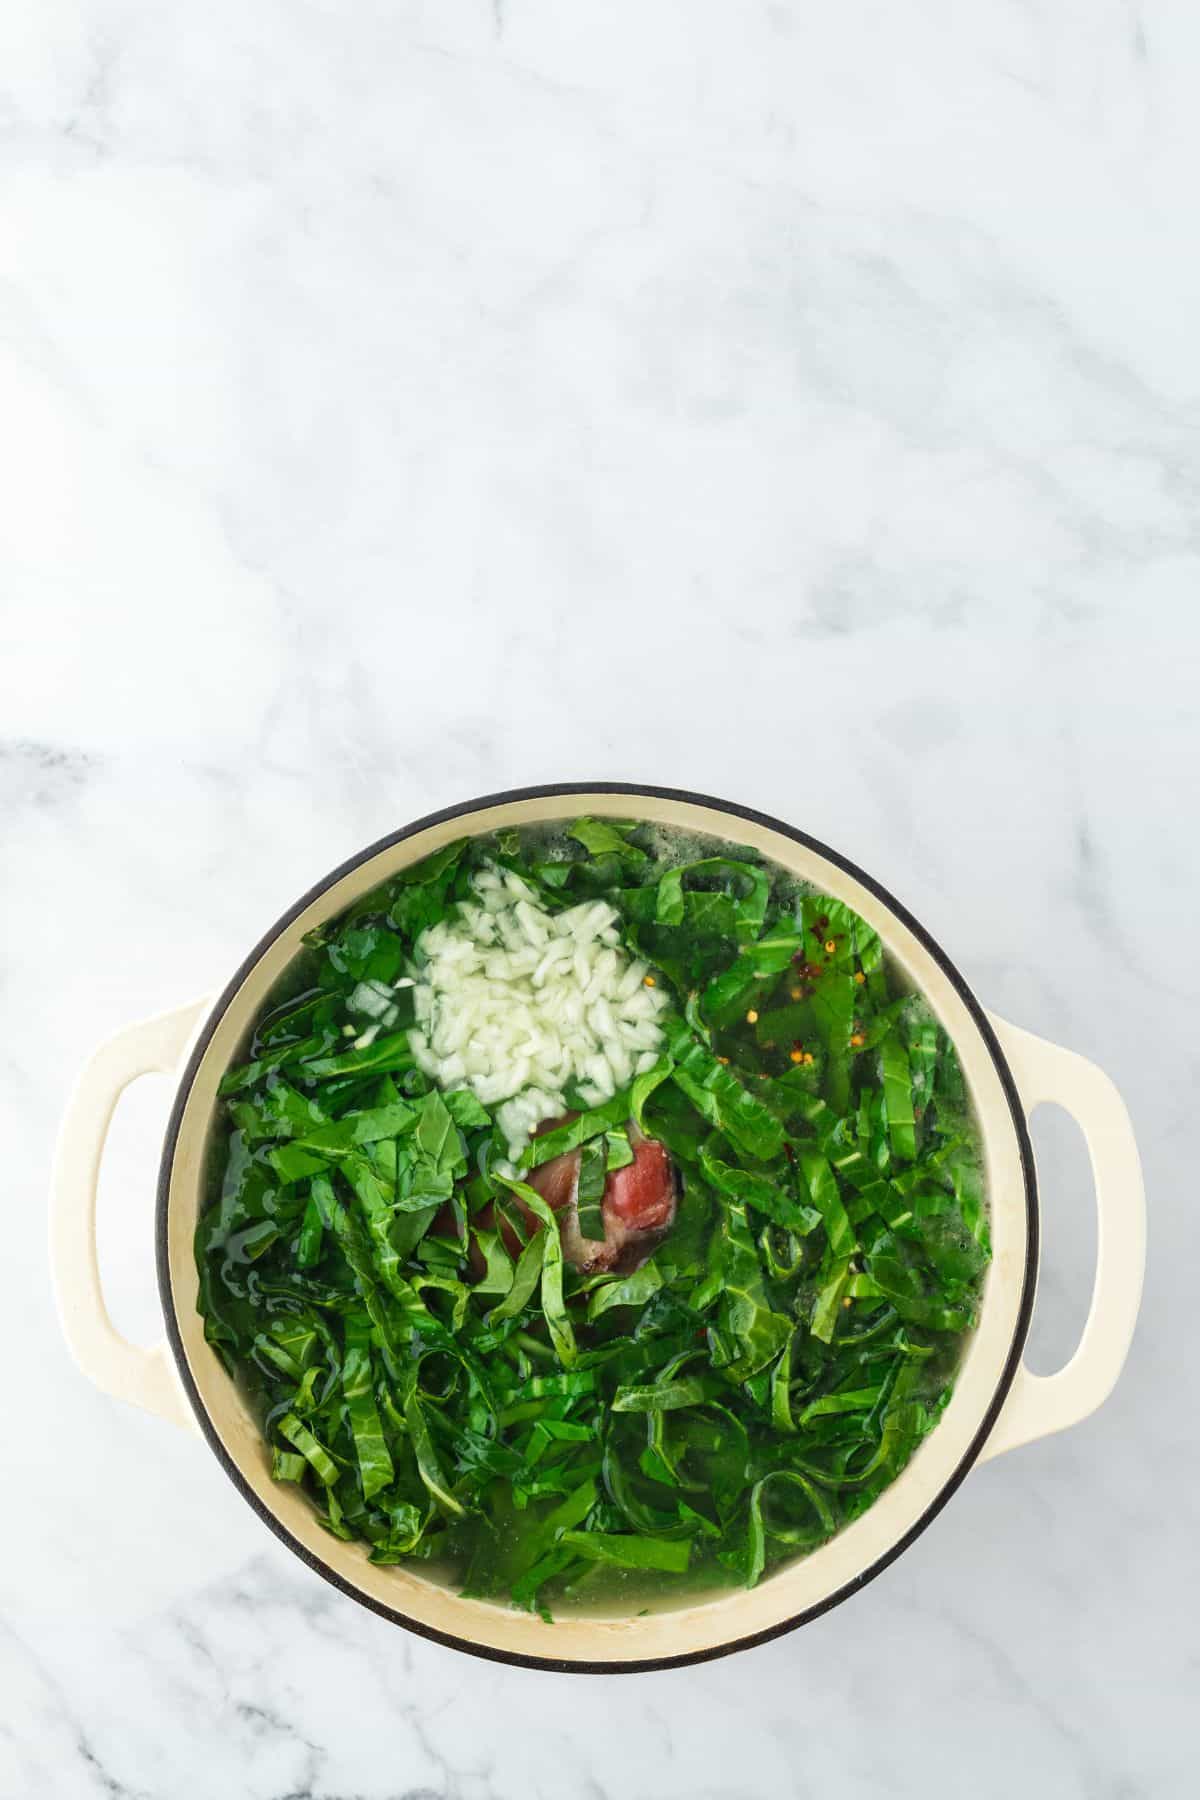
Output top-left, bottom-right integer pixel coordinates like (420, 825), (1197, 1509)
(50, 785), (1146, 1672)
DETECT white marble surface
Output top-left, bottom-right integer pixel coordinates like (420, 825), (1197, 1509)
(2, 1), (1197, 1794)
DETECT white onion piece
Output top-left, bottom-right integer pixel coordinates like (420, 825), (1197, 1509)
(411, 867), (669, 1158)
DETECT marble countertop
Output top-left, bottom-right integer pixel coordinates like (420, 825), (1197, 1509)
(3, 2), (1196, 1795)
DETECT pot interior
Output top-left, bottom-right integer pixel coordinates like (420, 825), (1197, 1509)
(161, 790), (1033, 1668)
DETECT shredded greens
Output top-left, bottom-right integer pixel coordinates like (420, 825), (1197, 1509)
(197, 819), (989, 1617)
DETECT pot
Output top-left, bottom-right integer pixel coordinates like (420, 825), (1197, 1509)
(50, 784), (1145, 1672)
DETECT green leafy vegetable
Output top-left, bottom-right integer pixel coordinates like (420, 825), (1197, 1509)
(701, 931), (804, 1029)
(655, 857), (769, 944)
(746, 1472), (835, 1586)
(495, 1178), (578, 1369)
(197, 821), (989, 1615)
(568, 817), (648, 861)
(709, 1196), (793, 1379)
(278, 1414), (339, 1486)
(586, 1262), (663, 1322)
(575, 1138), (607, 1241)
(630, 1058), (673, 1132)
(698, 1144), (820, 1234)
(302, 1033), (416, 1081)
(342, 1311), (394, 1500)
(559, 1531), (690, 1572)
(406, 1391), (466, 1517)
(488, 1228), (545, 1322)
(667, 1020), (783, 1161)
(797, 1150), (857, 1259)
(880, 1035), (916, 1161)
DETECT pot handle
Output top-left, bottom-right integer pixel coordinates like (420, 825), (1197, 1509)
(977, 1015), (1145, 1462)
(49, 1000), (210, 1434)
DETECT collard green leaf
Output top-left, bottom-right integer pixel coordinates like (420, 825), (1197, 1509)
(494, 1178), (577, 1368)
(559, 1530), (690, 1572)
(471, 1227), (515, 1298)
(655, 857), (769, 944)
(798, 1387), (880, 1426)
(880, 1035), (917, 1161)
(568, 817), (648, 861)
(302, 1032), (416, 1081)
(812, 972), (856, 1056)
(810, 1256), (854, 1343)
(290, 1099), (416, 1156)
(575, 1138), (606, 1241)
(629, 1058), (673, 1133)
(701, 931), (804, 1029)
(612, 1374), (712, 1412)
(217, 1036), (328, 1098)
(604, 1127), (634, 1171)
(413, 1088), (467, 1179)
(200, 826), (990, 1613)
(698, 1144), (820, 1234)
(296, 1194), (324, 1268)
(586, 1262), (663, 1321)
(444, 1089), (492, 1131)
(395, 840), (466, 887)
(367, 1501), (430, 1563)
(524, 1092), (632, 1168)
(269, 1143), (328, 1185)
(342, 1311), (395, 1501)
(328, 926), (408, 988)
(405, 1391), (465, 1516)
(864, 1239), (974, 1332)
(711, 1197), (793, 1381)
(951, 1150), (990, 1255)
(745, 1471), (836, 1586)
(906, 1012), (940, 1110)
(278, 1414), (339, 1486)
(342, 1153), (408, 1299)
(488, 1227), (545, 1322)
(796, 1150), (857, 1260)
(667, 1019), (783, 1161)
(769, 1330), (796, 1432)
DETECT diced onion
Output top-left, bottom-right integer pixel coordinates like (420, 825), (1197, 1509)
(411, 868), (669, 1158)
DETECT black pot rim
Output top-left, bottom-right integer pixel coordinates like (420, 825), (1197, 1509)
(156, 780), (1038, 1675)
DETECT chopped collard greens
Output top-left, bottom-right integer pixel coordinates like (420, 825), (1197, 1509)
(197, 820), (989, 1617)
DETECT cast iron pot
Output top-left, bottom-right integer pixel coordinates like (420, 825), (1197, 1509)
(50, 785), (1146, 1672)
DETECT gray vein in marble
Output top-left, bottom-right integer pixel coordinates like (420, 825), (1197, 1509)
(0, 738), (95, 808)
(1, 1615), (152, 1800)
